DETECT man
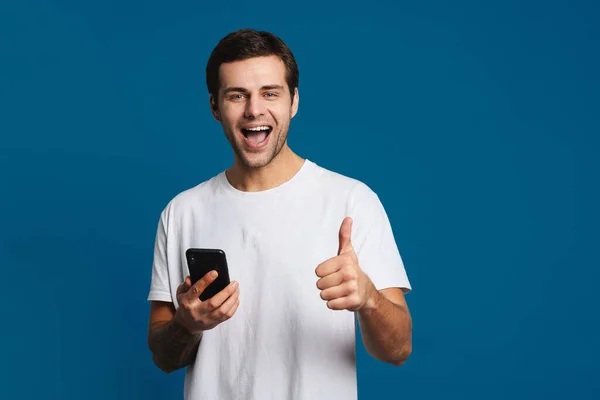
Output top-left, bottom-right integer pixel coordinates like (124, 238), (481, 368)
(147, 28), (412, 400)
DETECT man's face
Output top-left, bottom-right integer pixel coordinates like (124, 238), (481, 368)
(211, 55), (299, 169)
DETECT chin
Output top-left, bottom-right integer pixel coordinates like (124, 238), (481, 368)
(237, 143), (283, 169)
(240, 154), (274, 169)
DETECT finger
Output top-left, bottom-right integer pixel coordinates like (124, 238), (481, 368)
(226, 298), (240, 319)
(327, 294), (360, 311)
(176, 276), (192, 296)
(202, 280), (239, 311)
(187, 270), (218, 300)
(210, 287), (240, 321)
(338, 216), (353, 255)
(315, 257), (343, 278)
(316, 269), (344, 290)
(320, 282), (354, 301)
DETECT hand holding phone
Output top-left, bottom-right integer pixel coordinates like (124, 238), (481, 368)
(173, 249), (239, 334)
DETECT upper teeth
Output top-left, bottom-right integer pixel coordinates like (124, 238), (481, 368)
(246, 126), (269, 131)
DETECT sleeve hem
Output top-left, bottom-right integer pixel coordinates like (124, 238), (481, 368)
(378, 285), (412, 294)
(147, 290), (172, 303)
(371, 275), (412, 294)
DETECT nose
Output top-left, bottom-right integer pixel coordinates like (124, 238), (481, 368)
(244, 95), (266, 119)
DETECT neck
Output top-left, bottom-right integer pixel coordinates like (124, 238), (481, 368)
(225, 144), (306, 192)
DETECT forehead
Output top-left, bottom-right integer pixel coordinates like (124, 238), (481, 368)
(218, 55), (287, 90)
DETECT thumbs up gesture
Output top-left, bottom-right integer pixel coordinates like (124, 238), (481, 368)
(315, 217), (377, 311)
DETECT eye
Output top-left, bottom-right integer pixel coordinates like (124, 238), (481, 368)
(264, 92), (278, 98)
(229, 94), (245, 100)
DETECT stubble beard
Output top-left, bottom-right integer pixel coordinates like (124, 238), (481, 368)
(227, 123), (290, 170)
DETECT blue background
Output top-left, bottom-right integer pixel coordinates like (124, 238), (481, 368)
(1, 0), (598, 399)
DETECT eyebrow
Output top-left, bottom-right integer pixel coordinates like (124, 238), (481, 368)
(223, 85), (285, 94)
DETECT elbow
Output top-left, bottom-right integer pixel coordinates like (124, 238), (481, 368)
(389, 341), (412, 367)
(152, 353), (178, 374)
(148, 337), (176, 374)
(390, 355), (410, 367)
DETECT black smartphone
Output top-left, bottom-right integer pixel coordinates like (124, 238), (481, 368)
(185, 248), (231, 302)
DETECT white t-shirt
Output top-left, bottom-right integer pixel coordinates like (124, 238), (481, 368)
(147, 159), (411, 400)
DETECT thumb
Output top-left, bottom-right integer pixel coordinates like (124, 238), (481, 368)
(338, 216), (354, 255)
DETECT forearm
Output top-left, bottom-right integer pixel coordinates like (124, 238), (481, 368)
(148, 319), (203, 373)
(357, 291), (412, 366)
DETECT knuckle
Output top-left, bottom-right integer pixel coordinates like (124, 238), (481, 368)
(207, 300), (218, 309)
(343, 269), (354, 281)
(179, 300), (191, 311)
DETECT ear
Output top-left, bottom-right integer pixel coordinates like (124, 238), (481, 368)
(210, 94), (221, 121)
(291, 87), (299, 119)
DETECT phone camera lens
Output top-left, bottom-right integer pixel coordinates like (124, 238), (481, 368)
(190, 257), (195, 264)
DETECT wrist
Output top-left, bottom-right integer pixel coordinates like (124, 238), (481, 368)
(359, 284), (380, 313)
(172, 310), (200, 337)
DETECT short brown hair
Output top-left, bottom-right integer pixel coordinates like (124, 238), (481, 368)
(206, 28), (299, 103)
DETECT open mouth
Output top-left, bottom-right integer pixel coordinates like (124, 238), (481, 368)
(241, 125), (272, 148)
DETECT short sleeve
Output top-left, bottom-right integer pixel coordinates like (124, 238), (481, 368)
(147, 208), (174, 302)
(348, 183), (412, 294)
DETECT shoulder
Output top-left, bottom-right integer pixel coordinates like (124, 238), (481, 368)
(157, 172), (224, 223)
(307, 160), (379, 206)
